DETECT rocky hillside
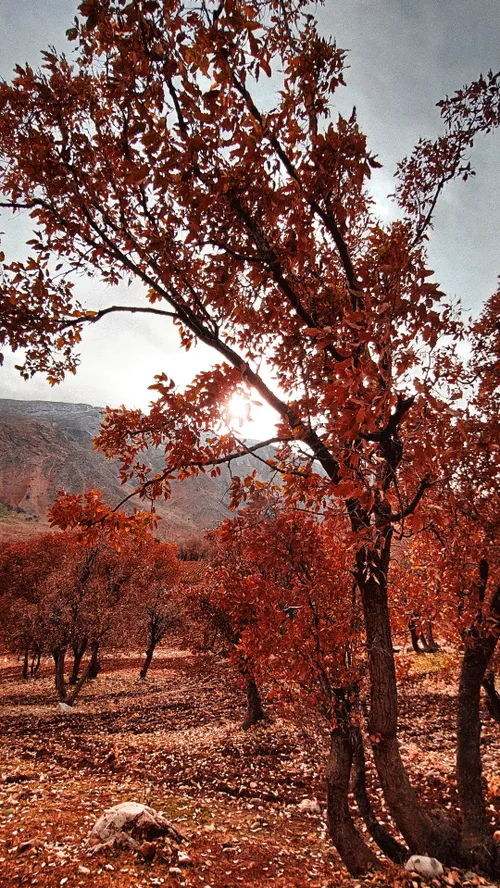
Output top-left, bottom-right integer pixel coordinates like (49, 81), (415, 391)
(0, 399), (274, 543)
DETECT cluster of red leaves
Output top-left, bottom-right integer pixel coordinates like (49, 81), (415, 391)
(200, 503), (364, 723)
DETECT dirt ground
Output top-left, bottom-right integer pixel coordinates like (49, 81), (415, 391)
(1, 646), (500, 888)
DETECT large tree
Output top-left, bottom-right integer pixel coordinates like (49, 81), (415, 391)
(1, 0), (500, 874)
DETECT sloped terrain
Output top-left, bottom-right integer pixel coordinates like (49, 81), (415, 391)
(0, 399), (274, 542)
(1, 646), (500, 888)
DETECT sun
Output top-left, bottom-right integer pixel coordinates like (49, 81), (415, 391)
(225, 393), (278, 440)
(226, 393), (251, 427)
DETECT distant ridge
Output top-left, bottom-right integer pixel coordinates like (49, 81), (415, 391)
(0, 399), (273, 544)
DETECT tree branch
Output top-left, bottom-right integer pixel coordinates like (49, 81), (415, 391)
(229, 71), (360, 293)
(391, 475), (432, 522)
(61, 305), (177, 330)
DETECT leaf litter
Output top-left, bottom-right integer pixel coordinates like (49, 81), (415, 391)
(0, 646), (499, 888)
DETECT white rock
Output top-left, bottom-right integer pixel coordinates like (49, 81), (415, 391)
(88, 802), (184, 853)
(177, 851), (192, 865)
(78, 866), (90, 874)
(298, 798), (321, 814)
(58, 702), (75, 713)
(405, 855), (444, 878)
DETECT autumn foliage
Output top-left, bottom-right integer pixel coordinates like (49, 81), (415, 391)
(203, 504), (361, 719)
(1, 0), (500, 878)
(0, 523), (180, 702)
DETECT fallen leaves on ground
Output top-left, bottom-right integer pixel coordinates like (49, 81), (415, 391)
(0, 646), (499, 888)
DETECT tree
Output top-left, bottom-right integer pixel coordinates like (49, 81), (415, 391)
(47, 534), (139, 704)
(1, 0), (500, 874)
(0, 532), (71, 678)
(125, 538), (180, 680)
(207, 500), (410, 865)
(50, 491), (179, 680)
(208, 503), (357, 692)
(202, 510), (274, 731)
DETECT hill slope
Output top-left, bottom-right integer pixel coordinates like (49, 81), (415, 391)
(0, 399), (273, 542)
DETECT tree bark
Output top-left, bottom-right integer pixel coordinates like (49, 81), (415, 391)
(326, 707), (380, 874)
(69, 638), (88, 685)
(65, 658), (94, 706)
(22, 646), (29, 680)
(88, 642), (101, 679)
(482, 670), (500, 724)
(53, 647), (68, 702)
(424, 620), (439, 653)
(243, 674), (267, 730)
(53, 644), (96, 707)
(357, 542), (465, 865)
(351, 725), (408, 864)
(457, 582), (500, 874)
(409, 617), (425, 654)
(31, 648), (41, 678)
(140, 642), (156, 680)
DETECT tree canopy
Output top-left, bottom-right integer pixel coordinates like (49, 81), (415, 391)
(1, 0), (500, 877)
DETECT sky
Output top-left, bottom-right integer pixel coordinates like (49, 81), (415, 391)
(0, 0), (499, 438)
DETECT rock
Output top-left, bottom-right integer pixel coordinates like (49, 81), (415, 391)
(139, 840), (157, 860)
(298, 798), (321, 814)
(58, 702), (75, 713)
(494, 830), (500, 842)
(177, 851), (192, 865)
(78, 866), (91, 875)
(405, 855), (444, 878)
(88, 802), (185, 854)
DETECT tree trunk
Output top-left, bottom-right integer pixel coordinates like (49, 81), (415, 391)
(456, 583), (500, 874)
(69, 638), (88, 685)
(424, 620), (439, 653)
(53, 647), (68, 702)
(30, 648), (41, 678)
(22, 646), (29, 680)
(357, 543), (465, 865)
(140, 643), (156, 680)
(65, 657), (95, 706)
(482, 670), (500, 724)
(409, 617), (425, 654)
(326, 699), (380, 875)
(351, 725), (408, 864)
(243, 674), (267, 730)
(52, 644), (97, 708)
(88, 642), (101, 679)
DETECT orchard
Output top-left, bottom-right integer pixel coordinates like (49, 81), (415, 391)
(0, 0), (499, 877)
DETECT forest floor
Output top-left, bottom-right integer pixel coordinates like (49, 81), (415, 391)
(1, 645), (500, 888)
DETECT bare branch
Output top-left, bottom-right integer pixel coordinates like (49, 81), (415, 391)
(61, 305), (177, 330)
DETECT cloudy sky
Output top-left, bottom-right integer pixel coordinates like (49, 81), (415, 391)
(0, 0), (499, 436)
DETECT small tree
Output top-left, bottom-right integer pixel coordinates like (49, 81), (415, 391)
(0, 522), (141, 706)
(124, 538), (180, 680)
(206, 502), (409, 866)
(0, 532), (71, 677)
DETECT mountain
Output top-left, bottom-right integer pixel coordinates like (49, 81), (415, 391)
(0, 399), (274, 544)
